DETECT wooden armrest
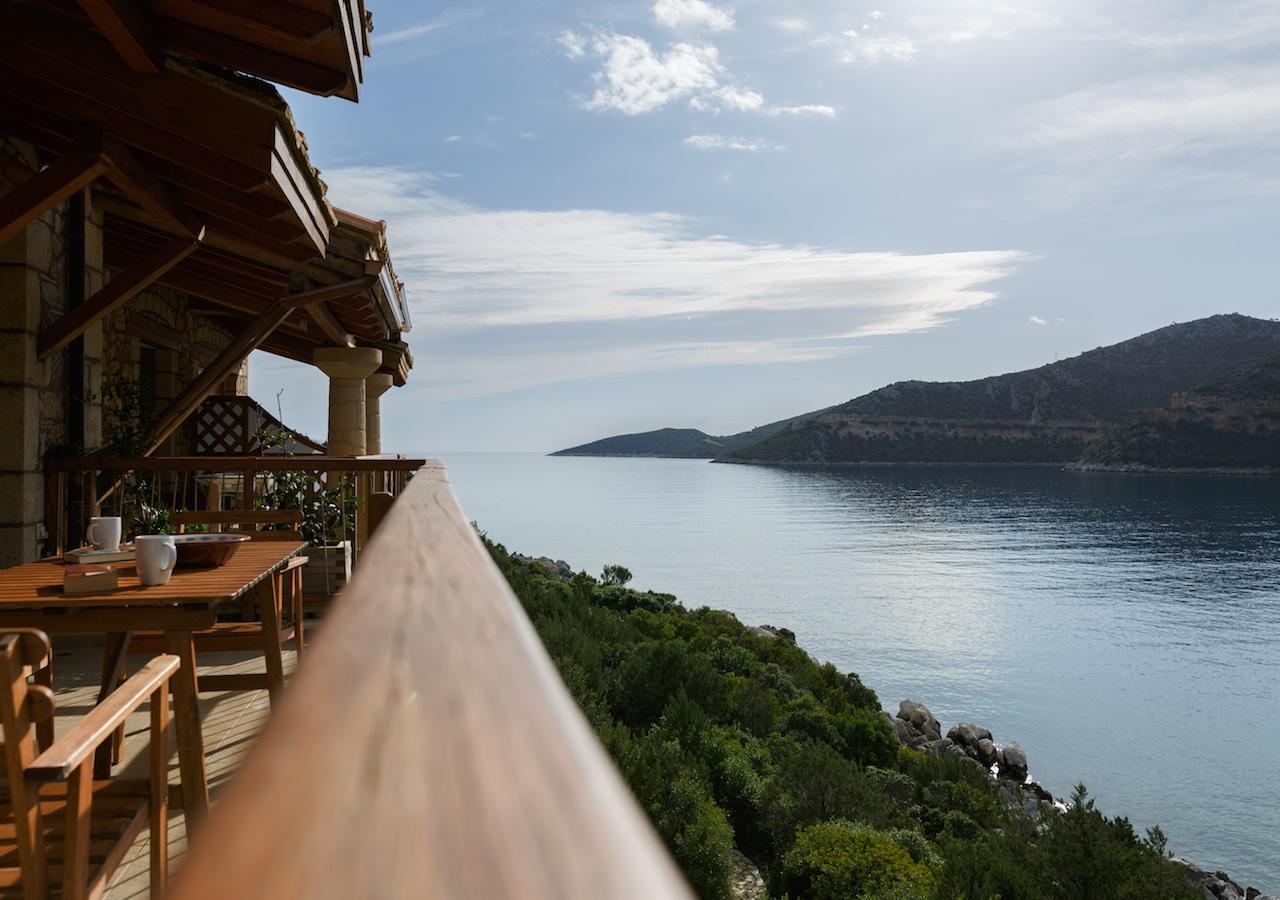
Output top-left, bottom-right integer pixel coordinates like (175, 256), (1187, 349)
(25, 654), (181, 782)
(282, 556), (309, 573)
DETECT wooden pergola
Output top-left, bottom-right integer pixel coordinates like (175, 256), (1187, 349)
(0, 1), (410, 454)
(13, 0), (371, 100)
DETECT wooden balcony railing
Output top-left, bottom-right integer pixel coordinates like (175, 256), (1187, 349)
(44, 455), (424, 568)
(166, 461), (693, 899)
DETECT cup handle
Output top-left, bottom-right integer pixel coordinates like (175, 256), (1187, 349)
(163, 544), (177, 573)
(86, 522), (98, 547)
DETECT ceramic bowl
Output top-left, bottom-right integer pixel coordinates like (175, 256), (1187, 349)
(173, 533), (250, 568)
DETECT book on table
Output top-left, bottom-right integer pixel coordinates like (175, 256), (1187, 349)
(65, 544), (135, 565)
(63, 563), (120, 594)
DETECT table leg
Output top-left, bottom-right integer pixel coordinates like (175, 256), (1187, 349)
(164, 630), (209, 835)
(94, 631), (131, 778)
(260, 573), (286, 704)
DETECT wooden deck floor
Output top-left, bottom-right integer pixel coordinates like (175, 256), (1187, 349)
(44, 640), (295, 899)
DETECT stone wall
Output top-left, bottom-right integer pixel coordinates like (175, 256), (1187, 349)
(0, 137), (105, 564)
(0, 133), (246, 563)
(101, 286), (241, 455)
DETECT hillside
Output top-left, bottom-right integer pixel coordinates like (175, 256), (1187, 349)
(1078, 356), (1280, 472)
(730, 314), (1280, 465)
(553, 413), (817, 458)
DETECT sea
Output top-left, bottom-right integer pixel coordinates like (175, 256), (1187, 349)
(434, 451), (1280, 892)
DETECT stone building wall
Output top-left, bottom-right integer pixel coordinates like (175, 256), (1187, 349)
(0, 134), (246, 564)
(100, 286), (242, 455)
(0, 137), (105, 564)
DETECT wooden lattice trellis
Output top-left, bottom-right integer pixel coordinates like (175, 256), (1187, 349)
(191, 395), (326, 456)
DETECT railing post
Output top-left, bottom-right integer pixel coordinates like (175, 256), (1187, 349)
(240, 465), (255, 511)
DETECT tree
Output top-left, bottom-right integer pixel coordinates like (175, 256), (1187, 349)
(601, 564), (633, 586)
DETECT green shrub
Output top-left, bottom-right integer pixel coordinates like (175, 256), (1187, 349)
(779, 821), (934, 900)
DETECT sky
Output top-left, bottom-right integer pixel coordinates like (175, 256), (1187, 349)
(248, 0), (1280, 452)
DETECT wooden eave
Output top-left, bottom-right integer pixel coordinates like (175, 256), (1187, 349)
(21, 0), (371, 100)
(0, 9), (334, 260)
(103, 213), (414, 384)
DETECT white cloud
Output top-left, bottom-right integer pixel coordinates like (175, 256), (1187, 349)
(565, 29), (830, 120)
(1015, 65), (1280, 160)
(685, 134), (780, 152)
(568, 31), (770, 116)
(578, 33), (724, 115)
(444, 134), (462, 143)
(840, 31), (917, 63)
(773, 17), (810, 34)
(654, 0), (734, 32)
(320, 167), (1027, 399)
(1029, 315), (1047, 326)
(558, 30), (586, 59)
(768, 104), (837, 118)
(712, 86), (765, 111)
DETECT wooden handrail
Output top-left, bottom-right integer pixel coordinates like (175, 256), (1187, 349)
(47, 455), (425, 473)
(167, 462), (693, 900)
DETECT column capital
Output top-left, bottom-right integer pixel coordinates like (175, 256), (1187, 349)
(312, 346), (382, 380)
(365, 372), (394, 400)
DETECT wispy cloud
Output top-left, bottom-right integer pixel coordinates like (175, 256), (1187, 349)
(653, 0), (734, 33)
(322, 167), (1027, 399)
(557, 30), (586, 59)
(376, 8), (483, 47)
(767, 104), (837, 118)
(1015, 65), (1280, 159)
(839, 31), (916, 64)
(1029, 315), (1047, 326)
(685, 134), (780, 152)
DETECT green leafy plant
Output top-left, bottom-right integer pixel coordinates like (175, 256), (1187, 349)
(122, 477), (174, 537)
(255, 426), (358, 545)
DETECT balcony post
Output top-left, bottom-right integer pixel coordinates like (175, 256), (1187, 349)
(312, 347), (382, 457)
(364, 373), (393, 456)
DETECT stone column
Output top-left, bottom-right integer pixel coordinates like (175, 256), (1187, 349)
(313, 347), (382, 457)
(364, 373), (393, 456)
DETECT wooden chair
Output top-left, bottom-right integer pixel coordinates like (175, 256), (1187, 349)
(0, 629), (176, 900)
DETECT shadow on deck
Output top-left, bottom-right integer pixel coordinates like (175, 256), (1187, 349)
(44, 640), (295, 899)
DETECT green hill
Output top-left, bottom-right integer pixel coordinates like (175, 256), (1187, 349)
(552, 413), (820, 459)
(730, 314), (1280, 465)
(1078, 355), (1280, 472)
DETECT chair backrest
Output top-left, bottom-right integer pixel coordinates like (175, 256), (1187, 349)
(172, 510), (305, 543)
(0, 630), (54, 897)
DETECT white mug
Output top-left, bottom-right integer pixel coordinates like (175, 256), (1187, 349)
(86, 516), (122, 551)
(135, 535), (177, 586)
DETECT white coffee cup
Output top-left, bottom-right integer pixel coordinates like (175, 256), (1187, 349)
(86, 516), (122, 551)
(135, 535), (177, 586)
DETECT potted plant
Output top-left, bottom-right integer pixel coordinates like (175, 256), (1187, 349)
(255, 427), (358, 596)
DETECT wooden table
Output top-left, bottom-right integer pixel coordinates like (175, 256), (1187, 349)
(0, 541), (305, 835)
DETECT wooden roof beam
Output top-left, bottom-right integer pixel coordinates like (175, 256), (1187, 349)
(100, 136), (204, 238)
(0, 152), (107, 246)
(304, 302), (356, 349)
(38, 231), (204, 360)
(158, 20), (348, 95)
(77, 0), (162, 74)
(189, 0), (336, 41)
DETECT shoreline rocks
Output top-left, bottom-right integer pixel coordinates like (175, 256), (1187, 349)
(884, 699), (1275, 900)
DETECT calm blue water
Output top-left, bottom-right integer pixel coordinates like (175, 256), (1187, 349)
(436, 452), (1280, 891)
